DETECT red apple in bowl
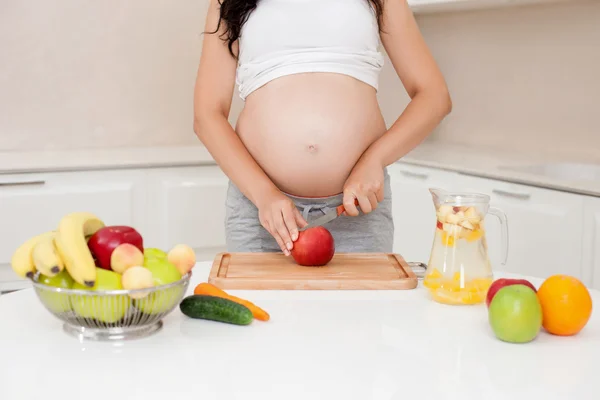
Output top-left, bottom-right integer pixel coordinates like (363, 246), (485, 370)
(87, 226), (144, 270)
(486, 278), (537, 308)
(291, 226), (335, 266)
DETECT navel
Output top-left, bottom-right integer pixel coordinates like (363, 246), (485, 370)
(307, 144), (317, 153)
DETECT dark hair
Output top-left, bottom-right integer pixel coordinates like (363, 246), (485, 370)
(209, 0), (384, 58)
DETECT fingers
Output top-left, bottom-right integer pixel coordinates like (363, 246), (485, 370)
(344, 182), (383, 216)
(343, 191), (360, 217)
(274, 209), (294, 256)
(356, 192), (373, 214)
(259, 199), (305, 256)
(260, 218), (288, 256)
(282, 205), (300, 243)
(367, 192), (379, 211)
(375, 181), (384, 203)
(272, 227), (290, 256)
(293, 207), (308, 230)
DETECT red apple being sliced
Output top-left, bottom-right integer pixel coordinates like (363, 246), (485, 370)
(486, 278), (537, 308)
(88, 226), (144, 270)
(291, 226), (335, 267)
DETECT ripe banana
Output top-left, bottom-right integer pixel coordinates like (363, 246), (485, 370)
(32, 232), (64, 277)
(55, 212), (105, 288)
(11, 231), (55, 279)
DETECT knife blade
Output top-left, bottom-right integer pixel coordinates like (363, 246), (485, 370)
(299, 199), (359, 231)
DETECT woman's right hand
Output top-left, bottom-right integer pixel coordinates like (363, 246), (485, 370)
(256, 190), (308, 256)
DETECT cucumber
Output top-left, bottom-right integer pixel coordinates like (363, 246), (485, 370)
(179, 295), (254, 325)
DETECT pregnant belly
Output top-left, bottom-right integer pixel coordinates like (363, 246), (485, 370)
(236, 73), (387, 197)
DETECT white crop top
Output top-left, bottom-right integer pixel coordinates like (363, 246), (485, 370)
(235, 0), (385, 100)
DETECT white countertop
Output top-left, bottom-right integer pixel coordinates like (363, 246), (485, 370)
(0, 145), (216, 174)
(401, 142), (600, 198)
(0, 261), (599, 400)
(0, 141), (599, 197)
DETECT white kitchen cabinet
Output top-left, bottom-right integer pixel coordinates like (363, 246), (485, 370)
(388, 163), (463, 264)
(145, 166), (229, 262)
(408, 0), (569, 14)
(0, 170), (147, 291)
(456, 175), (587, 283)
(584, 197), (600, 290)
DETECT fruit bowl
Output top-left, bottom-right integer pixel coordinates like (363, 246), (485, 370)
(31, 272), (191, 341)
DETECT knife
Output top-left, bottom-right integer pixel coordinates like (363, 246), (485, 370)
(299, 199), (359, 231)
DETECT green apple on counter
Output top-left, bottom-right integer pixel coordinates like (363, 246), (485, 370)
(488, 284), (543, 344)
(37, 270), (74, 313)
(71, 268), (131, 323)
(134, 257), (183, 315)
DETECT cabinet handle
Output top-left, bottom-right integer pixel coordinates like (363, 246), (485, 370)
(0, 180), (46, 187)
(400, 170), (429, 180)
(492, 188), (531, 200)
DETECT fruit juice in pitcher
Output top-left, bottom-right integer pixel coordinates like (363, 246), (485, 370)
(423, 189), (508, 305)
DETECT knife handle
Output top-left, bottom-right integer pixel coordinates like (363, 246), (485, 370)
(336, 199), (359, 216)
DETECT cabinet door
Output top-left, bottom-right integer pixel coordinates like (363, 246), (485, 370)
(457, 175), (586, 282)
(584, 197), (600, 290)
(388, 163), (463, 263)
(0, 170), (146, 291)
(145, 166), (229, 262)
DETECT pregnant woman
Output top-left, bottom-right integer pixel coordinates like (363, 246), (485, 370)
(193, 0), (451, 255)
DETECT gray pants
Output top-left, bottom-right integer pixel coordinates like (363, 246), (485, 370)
(224, 169), (394, 253)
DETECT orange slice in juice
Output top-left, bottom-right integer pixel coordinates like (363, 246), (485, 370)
(423, 268), (443, 289)
(430, 289), (463, 305)
(441, 279), (461, 292)
(441, 232), (455, 247)
(423, 279), (441, 290)
(466, 229), (483, 243)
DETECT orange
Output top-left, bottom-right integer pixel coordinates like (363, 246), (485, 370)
(537, 274), (593, 336)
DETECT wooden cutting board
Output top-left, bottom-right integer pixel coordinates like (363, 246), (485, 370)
(207, 252), (418, 290)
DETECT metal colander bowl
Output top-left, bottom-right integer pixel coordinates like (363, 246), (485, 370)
(31, 272), (191, 341)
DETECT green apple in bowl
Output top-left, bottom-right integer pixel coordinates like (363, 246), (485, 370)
(37, 269), (74, 313)
(144, 247), (168, 262)
(71, 268), (131, 324)
(134, 258), (183, 315)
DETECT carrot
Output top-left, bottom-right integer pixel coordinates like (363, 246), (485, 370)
(193, 282), (270, 321)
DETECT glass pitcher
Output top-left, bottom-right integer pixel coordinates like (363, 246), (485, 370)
(423, 188), (508, 305)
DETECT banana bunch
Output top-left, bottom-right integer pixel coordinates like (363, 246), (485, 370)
(11, 212), (105, 287)
(11, 231), (60, 279)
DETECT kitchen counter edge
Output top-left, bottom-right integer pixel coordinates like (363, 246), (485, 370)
(0, 143), (598, 197)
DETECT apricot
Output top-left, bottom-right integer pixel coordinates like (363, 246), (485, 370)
(121, 266), (154, 299)
(111, 243), (145, 274)
(167, 244), (196, 275)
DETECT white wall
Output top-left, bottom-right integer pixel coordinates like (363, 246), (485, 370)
(413, 0), (600, 160)
(1, 0), (599, 160)
(0, 0), (209, 151)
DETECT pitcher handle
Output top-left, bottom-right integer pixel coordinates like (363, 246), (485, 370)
(488, 207), (509, 266)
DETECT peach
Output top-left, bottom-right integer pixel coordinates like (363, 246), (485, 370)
(121, 266), (154, 299)
(167, 244), (196, 275)
(110, 243), (144, 274)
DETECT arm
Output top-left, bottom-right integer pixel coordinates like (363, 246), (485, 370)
(364, 0), (452, 167)
(193, 0), (275, 207)
(193, 0), (306, 254)
(342, 0), (451, 216)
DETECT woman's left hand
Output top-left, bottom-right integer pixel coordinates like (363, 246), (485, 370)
(342, 157), (385, 217)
